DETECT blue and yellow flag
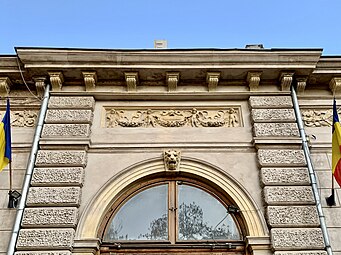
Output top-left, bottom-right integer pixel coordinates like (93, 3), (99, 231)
(0, 99), (11, 172)
(332, 98), (341, 187)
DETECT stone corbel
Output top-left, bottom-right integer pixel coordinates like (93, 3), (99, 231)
(48, 72), (64, 91)
(125, 72), (138, 92)
(296, 77), (308, 94)
(33, 77), (46, 98)
(279, 72), (294, 91)
(247, 72), (262, 91)
(166, 72), (179, 92)
(329, 77), (341, 95)
(82, 72), (97, 91)
(206, 72), (220, 92)
(0, 77), (11, 97)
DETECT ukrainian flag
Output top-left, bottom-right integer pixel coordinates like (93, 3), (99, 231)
(332, 98), (341, 187)
(0, 99), (11, 172)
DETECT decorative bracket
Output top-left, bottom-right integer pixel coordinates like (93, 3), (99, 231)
(82, 72), (97, 91)
(279, 72), (294, 91)
(48, 72), (64, 91)
(296, 77), (308, 94)
(206, 72), (220, 92)
(166, 72), (179, 92)
(33, 77), (47, 98)
(125, 72), (138, 92)
(329, 77), (341, 95)
(247, 72), (262, 91)
(0, 77), (11, 97)
(163, 149), (181, 171)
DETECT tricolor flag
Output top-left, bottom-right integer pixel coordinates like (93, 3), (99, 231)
(0, 99), (11, 172)
(332, 98), (341, 187)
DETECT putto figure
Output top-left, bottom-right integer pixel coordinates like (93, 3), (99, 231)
(163, 150), (181, 171)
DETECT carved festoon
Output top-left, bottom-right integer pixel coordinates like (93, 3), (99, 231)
(105, 107), (241, 128)
(301, 109), (335, 127)
(206, 72), (220, 91)
(48, 72), (64, 91)
(33, 77), (46, 97)
(329, 77), (341, 95)
(0, 77), (11, 97)
(125, 72), (138, 92)
(247, 72), (262, 91)
(163, 150), (181, 171)
(82, 72), (97, 91)
(279, 72), (294, 91)
(166, 72), (179, 92)
(296, 77), (307, 94)
(0, 110), (38, 127)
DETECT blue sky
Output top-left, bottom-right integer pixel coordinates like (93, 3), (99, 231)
(1, 0), (340, 55)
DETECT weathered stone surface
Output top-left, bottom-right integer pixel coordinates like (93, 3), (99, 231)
(35, 151), (87, 167)
(271, 228), (324, 250)
(45, 110), (93, 124)
(249, 96), (293, 108)
(48, 96), (95, 109)
(274, 251), (327, 255)
(251, 109), (296, 122)
(26, 187), (81, 206)
(31, 168), (84, 186)
(253, 123), (299, 137)
(42, 124), (90, 137)
(15, 252), (71, 255)
(16, 229), (75, 250)
(22, 207), (78, 227)
(261, 168), (310, 185)
(264, 186), (314, 205)
(258, 149), (306, 167)
(267, 206), (319, 227)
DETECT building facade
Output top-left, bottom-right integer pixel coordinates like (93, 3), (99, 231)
(0, 47), (340, 255)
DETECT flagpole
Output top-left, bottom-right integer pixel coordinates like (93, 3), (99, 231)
(9, 161), (12, 191)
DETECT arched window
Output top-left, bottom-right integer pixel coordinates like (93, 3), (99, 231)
(100, 177), (244, 253)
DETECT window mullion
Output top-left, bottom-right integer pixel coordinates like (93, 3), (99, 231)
(168, 181), (177, 244)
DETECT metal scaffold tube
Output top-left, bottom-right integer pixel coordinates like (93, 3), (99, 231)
(291, 86), (333, 255)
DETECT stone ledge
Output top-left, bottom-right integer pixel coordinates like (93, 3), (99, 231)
(253, 123), (299, 137)
(261, 168), (310, 185)
(48, 96), (95, 110)
(26, 187), (81, 206)
(249, 96), (293, 108)
(45, 110), (93, 124)
(258, 149), (306, 167)
(267, 206), (319, 227)
(251, 109), (296, 122)
(15, 251), (71, 255)
(42, 124), (91, 137)
(22, 207), (78, 227)
(35, 151), (87, 167)
(31, 168), (84, 186)
(16, 229), (75, 250)
(264, 186), (315, 205)
(271, 228), (324, 250)
(274, 251), (327, 255)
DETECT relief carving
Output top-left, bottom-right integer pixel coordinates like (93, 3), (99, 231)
(0, 110), (38, 127)
(164, 150), (181, 171)
(106, 108), (241, 128)
(301, 109), (334, 127)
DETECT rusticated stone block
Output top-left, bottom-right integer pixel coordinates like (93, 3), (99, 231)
(22, 207), (78, 227)
(26, 187), (81, 206)
(16, 229), (75, 250)
(251, 109), (296, 122)
(258, 149), (306, 167)
(48, 96), (95, 109)
(31, 168), (84, 186)
(42, 124), (90, 137)
(45, 110), (93, 124)
(261, 168), (310, 185)
(264, 186), (314, 205)
(267, 206), (319, 227)
(35, 151), (87, 167)
(271, 228), (324, 250)
(253, 123), (299, 137)
(274, 252), (327, 255)
(249, 96), (293, 108)
(15, 252), (71, 255)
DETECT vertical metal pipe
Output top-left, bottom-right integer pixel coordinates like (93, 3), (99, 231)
(7, 83), (50, 255)
(291, 86), (333, 255)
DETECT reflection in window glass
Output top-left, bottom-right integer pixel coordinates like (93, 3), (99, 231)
(178, 184), (241, 240)
(104, 184), (168, 241)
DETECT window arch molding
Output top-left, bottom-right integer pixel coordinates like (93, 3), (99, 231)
(75, 157), (268, 244)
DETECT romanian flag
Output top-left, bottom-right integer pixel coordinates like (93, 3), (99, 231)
(0, 99), (11, 172)
(332, 99), (341, 187)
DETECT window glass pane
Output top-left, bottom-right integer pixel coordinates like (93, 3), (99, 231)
(104, 184), (168, 241)
(178, 184), (241, 240)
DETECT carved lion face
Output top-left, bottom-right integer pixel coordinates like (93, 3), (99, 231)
(164, 150), (180, 170)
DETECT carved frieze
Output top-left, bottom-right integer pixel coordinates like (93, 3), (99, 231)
(301, 109), (333, 127)
(271, 228), (324, 250)
(17, 229), (75, 250)
(164, 150), (181, 171)
(258, 149), (306, 167)
(48, 96), (95, 109)
(31, 167), (84, 186)
(0, 110), (38, 127)
(26, 187), (81, 206)
(22, 207), (78, 227)
(264, 186), (314, 205)
(261, 168), (310, 185)
(45, 110), (93, 124)
(105, 107), (241, 128)
(251, 109), (296, 122)
(253, 123), (299, 137)
(42, 124), (91, 137)
(249, 96), (293, 108)
(35, 151), (87, 167)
